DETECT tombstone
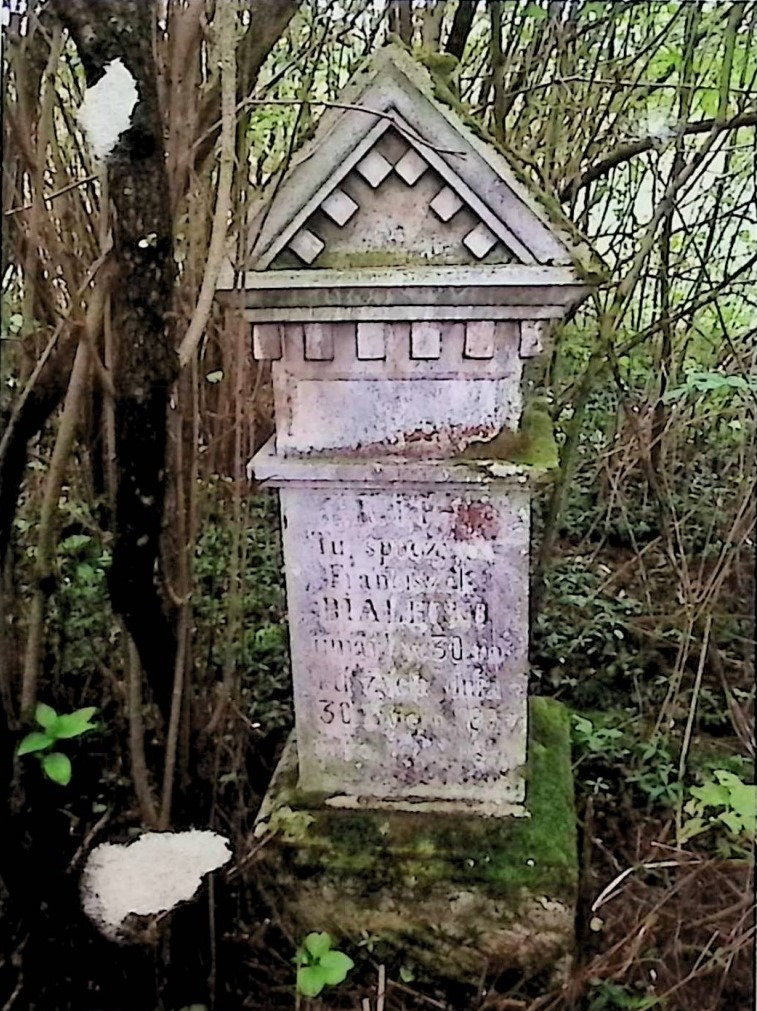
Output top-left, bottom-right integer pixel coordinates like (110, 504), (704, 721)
(217, 46), (601, 981)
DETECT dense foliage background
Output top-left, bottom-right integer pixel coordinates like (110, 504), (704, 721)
(1, 2), (754, 1010)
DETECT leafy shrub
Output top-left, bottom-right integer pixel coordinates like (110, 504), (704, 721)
(295, 932), (354, 998)
(534, 556), (646, 706)
(587, 980), (655, 1010)
(50, 528), (115, 679)
(17, 703), (98, 785)
(572, 714), (629, 761)
(192, 488), (291, 731)
(681, 769), (756, 850)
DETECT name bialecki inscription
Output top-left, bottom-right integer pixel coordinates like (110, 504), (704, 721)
(281, 487), (531, 803)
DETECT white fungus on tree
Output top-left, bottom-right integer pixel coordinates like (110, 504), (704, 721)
(78, 57), (139, 161)
(81, 830), (232, 942)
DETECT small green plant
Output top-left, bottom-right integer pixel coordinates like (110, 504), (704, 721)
(681, 769), (756, 847)
(533, 556), (646, 706)
(295, 932), (354, 998)
(17, 703), (98, 785)
(587, 979), (654, 1009)
(626, 736), (684, 808)
(663, 369), (757, 403)
(572, 714), (628, 761)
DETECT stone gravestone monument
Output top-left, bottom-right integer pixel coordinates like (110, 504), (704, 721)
(217, 46), (600, 981)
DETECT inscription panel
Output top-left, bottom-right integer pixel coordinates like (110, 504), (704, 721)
(280, 486), (530, 803)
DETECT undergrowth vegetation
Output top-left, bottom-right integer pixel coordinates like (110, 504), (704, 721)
(1, 2), (755, 1010)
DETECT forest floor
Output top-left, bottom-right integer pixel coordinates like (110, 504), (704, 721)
(1, 492), (754, 1011)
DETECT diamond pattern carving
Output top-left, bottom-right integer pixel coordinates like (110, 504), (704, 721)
(321, 188), (358, 226)
(356, 150), (393, 188)
(284, 131), (510, 266)
(430, 186), (463, 222)
(394, 148), (428, 185)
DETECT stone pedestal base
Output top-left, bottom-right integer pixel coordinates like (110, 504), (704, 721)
(253, 697), (577, 983)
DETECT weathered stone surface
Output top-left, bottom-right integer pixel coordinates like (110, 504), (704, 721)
(226, 46), (599, 986)
(464, 320), (495, 359)
(320, 187), (359, 227)
(251, 323), (282, 360)
(250, 434), (555, 489)
(288, 227), (325, 264)
(279, 484), (530, 804)
(276, 127), (514, 271)
(356, 321), (387, 360)
(356, 148), (393, 188)
(234, 46), (603, 273)
(520, 319), (549, 357)
(232, 263), (589, 317)
(394, 146), (429, 185)
(464, 222), (499, 259)
(253, 698), (577, 983)
(269, 320), (524, 457)
(430, 185), (464, 222)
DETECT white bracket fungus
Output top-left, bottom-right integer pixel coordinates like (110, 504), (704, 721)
(78, 58), (138, 161)
(81, 830), (232, 942)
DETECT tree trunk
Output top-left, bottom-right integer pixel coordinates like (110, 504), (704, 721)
(53, 0), (179, 718)
(446, 0), (480, 60)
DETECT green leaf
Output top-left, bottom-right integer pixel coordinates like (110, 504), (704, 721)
(17, 732), (54, 756)
(297, 965), (327, 997)
(726, 789), (756, 838)
(690, 781), (730, 809)
(679, 816), (707, 842)
(59, 533), (92, 553)
(303, 931), (332, 960)
(399, 965), (415, 983)
(524, 2), (547, 17)
(205, 370), (223, 384)
(49, 707), (98, 739)
(35, 703), (58, 729)
(42, 752), (72, 785)
(719, 810), (745, 836)
(572, 716), (593, 735)
(318, 949), (354, 985)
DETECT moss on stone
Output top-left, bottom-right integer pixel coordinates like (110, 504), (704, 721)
(457, 400), (559, 472)
(509, 403), (560, 470)
(253, 697), (577, 981)
(259, 697), (576, 901)
(313, 249), (431, 269)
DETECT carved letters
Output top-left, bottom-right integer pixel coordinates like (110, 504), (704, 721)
(281, 487), (529, 800)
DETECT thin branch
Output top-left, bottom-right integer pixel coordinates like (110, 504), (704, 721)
(21, 339), (90, 714)
(177, 0), (237, 368)
(193, 97), (467, 160)
(4, 172), (98, 217)
(445, 0), (480, 60)
(563, 107), (757, 201)
(538, 2), (746, 577)
(126, 637), (159, 828)
(0, 245), (112, 472)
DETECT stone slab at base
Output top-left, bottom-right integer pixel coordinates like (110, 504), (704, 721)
(253, 697), (577, 983)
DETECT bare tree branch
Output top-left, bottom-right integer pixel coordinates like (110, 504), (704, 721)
(562, 106), (757, 202)
(445, 0), (481, 60)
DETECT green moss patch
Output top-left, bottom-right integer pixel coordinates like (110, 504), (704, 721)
(254, 698), (577, 981)
(458, 401), (559, 472)
(260, 697), (576, 904)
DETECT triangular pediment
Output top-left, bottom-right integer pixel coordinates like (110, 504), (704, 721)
(232, 45), (601, 279)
